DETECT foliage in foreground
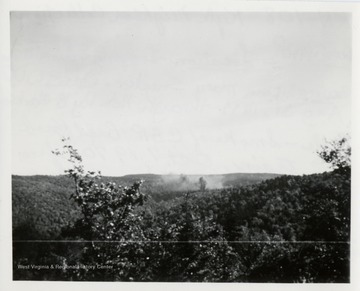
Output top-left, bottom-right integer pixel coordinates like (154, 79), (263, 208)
(13, 137), (351, 282)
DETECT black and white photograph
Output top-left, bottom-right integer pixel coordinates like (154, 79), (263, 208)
(2, 3), (358, 287)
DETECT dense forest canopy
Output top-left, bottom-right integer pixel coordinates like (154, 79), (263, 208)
(13, 137), (351, 282)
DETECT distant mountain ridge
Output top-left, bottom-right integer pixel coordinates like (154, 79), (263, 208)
(12, 172), (283, 240)
(106, 172), (282, 188)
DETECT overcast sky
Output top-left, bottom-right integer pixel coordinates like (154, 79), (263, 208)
(11, 12), (351, 176)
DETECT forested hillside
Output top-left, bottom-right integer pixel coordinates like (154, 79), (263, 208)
(12, 175), (78, 240)
(12, 138), (351, 282)
(12, 172), (279, 239)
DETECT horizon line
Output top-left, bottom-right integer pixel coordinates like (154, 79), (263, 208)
(11, 170), (329, 177)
